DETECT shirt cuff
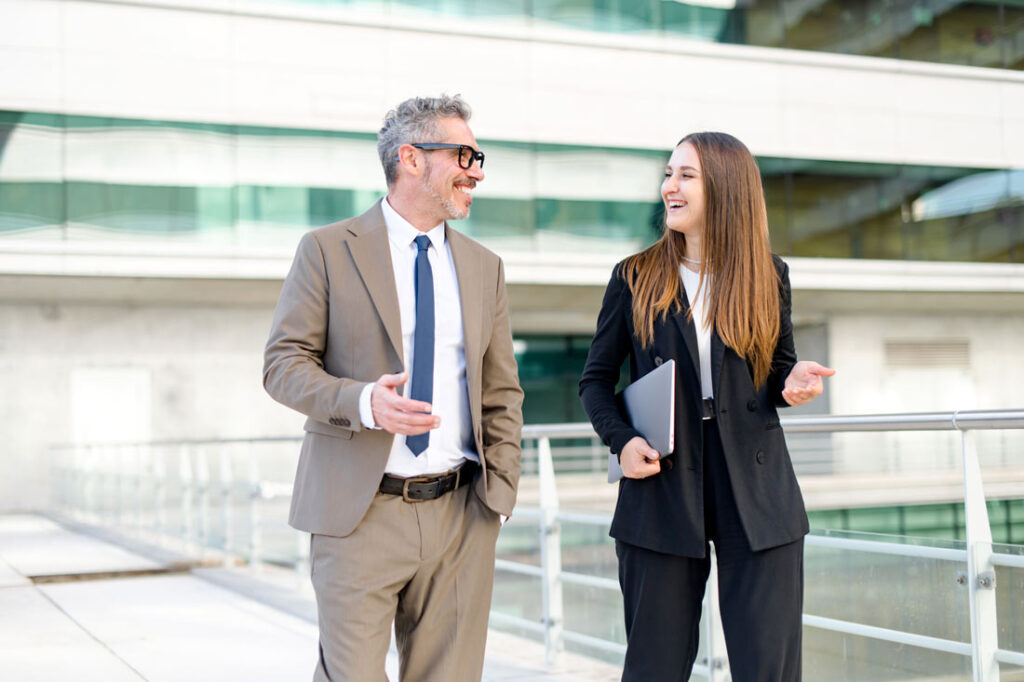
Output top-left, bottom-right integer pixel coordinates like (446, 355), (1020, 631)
(359, 383), (380, 429)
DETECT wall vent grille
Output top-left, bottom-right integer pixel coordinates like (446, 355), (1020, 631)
(884, 340), (970, 368)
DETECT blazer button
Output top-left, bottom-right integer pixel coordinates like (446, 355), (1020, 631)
(747, 399), (758, 412)
(755, 450), (766, 464)
(654, 356), (664, 367)
(339, 418), (350, 427)
(329, 418), (338, 425)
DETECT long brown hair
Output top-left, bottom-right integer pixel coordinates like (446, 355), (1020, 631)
(622, 132), (780, 388)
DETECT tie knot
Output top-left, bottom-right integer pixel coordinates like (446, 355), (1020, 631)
(414, 235), (431, 252)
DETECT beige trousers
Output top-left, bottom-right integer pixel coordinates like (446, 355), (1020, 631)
(310, 480), (501, 682)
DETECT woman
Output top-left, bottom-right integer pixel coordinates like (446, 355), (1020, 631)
(579, 132), (834, 681)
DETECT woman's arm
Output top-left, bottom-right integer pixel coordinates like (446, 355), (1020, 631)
(769, 257), (836, 407)
(579, 266), (644, 455)
(766, 257), (798, 406)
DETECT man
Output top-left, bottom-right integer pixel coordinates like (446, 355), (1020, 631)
(263, 94), (523, 681)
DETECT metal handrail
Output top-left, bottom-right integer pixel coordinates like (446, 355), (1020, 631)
(512, 409), (1022, 682)
(49, 408), (1024, 451)
(48, 409), (1024, 681)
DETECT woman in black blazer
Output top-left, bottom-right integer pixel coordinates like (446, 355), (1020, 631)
(579, 132), (833, 681)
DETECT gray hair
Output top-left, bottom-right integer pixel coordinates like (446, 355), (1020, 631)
(377, 94), (473, 186)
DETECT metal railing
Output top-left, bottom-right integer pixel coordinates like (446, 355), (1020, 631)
(510, 412), (1024, 681)
(48, 409), (1024, 681)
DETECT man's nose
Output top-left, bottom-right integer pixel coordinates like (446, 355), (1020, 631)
(467, 161), (484, 182)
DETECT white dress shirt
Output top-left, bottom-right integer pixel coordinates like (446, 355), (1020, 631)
(358, 198), (477, 476)
(681, 265), (714, 399)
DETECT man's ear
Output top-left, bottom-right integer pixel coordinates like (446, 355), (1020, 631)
(396, 144), (422, 178)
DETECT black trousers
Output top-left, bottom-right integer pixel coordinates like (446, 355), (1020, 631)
(616, 419), (804, 682)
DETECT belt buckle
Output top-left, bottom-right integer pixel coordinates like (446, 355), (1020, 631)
(401, 476), (435, 503)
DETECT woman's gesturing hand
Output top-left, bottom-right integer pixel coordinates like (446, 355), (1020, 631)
(782, 361), (836, 407)
(620, 436), (662, 479)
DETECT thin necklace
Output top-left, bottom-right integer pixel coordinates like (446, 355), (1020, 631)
(681, 255), (702, 264)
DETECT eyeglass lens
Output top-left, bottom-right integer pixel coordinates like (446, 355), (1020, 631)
(458, 146), (484, 170)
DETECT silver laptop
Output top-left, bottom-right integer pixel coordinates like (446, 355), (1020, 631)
(607, 359), (676, 483)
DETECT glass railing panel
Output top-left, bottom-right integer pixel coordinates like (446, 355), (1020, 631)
(495, 513), (542, 568)
(994, 542), (1024, 658)
(805, 530), (970, 642)
(804, 630), (973, 681)
(560, 582), (626, 663)
(490, 571), (543, 632)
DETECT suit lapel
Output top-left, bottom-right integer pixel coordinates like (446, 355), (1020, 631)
(345, 204), (403, 363)
(446, 225), (483, 369)
(446, 226), (483, 427)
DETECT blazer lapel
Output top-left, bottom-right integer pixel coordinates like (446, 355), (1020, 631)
(345, 204), (403, 363)
(711, 330), (725, 398)
(446, 226), (483, 415)
(671, 289), (701, 383)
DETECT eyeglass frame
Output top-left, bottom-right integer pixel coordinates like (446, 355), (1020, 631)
(398, 143), (485, 170)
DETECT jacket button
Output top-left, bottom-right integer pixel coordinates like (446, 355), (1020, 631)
(339, 418), (350, 427)
(747, 399), (758, 412)
(654, 356), (664, 367)
(755, 450), (765, 464)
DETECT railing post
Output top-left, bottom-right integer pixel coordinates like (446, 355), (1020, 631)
(179, 446), (194, 551)
(134, 445), (144, 535)
(197, 446), (210, 551)
(220, 448), (233, 554)
(538, 436), (564, 668)
(154, 448), (166, 539)
(703, 543), (731, 680)
(958, 426), (1000, 682)
(249, 457), (262, 569)
(79, 446), (90, 519)
(112, 446), (123, 527)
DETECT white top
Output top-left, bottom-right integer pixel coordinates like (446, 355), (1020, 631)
(357, 198), (477, 476)
(680, 265), (714, 399)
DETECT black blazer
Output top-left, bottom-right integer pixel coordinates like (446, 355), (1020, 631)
(579, 255), (809, 558)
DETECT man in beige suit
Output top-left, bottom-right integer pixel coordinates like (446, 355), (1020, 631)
(263, 94), (523, 681)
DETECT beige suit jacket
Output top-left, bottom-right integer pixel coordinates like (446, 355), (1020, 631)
(263, 203), (524, 537)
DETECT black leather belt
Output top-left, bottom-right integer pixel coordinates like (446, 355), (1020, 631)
(379, 461), (478, 502)
(701, 397), (715, 421)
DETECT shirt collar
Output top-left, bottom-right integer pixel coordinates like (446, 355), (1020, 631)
(381, 197), (446, 251)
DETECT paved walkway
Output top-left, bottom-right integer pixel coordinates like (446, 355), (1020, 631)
(0, 515), (620, 682)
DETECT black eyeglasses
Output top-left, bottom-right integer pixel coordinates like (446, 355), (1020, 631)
(408, 143), (485, 170)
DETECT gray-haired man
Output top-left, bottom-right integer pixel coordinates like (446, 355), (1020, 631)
(264, 95), (523, 681)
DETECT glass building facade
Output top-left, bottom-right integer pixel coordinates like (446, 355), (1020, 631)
(2, 110), (1021, 262)
(255, 0), (1024, 70)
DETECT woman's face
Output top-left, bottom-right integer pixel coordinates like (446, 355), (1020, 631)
(661, 142), (705, 238)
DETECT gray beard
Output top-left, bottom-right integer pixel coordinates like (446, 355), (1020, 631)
(421, 165), (469, 221)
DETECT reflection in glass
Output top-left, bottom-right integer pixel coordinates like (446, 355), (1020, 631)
(1, 109), (1021, 262)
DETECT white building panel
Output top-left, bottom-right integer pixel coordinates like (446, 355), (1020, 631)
(2, 0), (1022, 168)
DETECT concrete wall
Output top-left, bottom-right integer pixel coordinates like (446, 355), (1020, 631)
(3, 286), (1023, 511)
(0, 297), (303, 510)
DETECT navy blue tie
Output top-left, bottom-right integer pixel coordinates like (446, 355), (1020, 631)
(406, 235), (434, 456)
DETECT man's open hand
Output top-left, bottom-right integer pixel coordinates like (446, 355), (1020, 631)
(370, 372), (440, 435)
